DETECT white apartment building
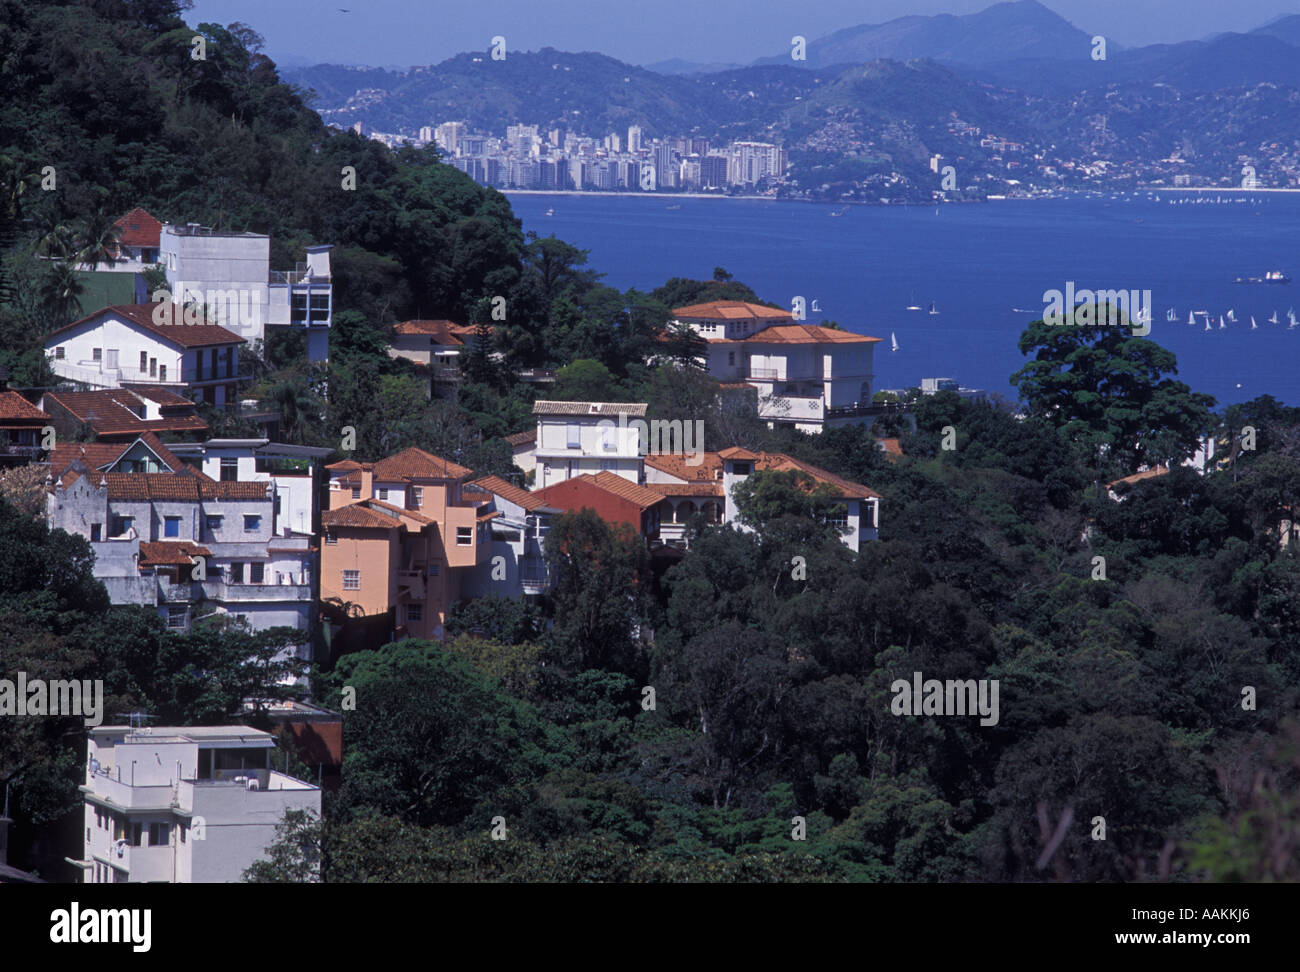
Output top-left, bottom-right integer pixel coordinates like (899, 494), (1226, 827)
(165, 438), (333, 539)
(728, 141), (786, 186)
(532, 401), (647, 489)
(672, 301), (882, 433)
(76, 725), (320, 883)
(44, 303), (246, 408)
(46, 466), (314, 637)
(160, 223), (333, 361)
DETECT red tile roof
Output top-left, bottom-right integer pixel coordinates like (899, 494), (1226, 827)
(751, 453), (880, 500)
(322, 502), (406, 530)
(470, 474), (550, 512)
(746, 324), (881, 345)
(718, 446), (759, 461)
(646, 482), (724, 498)
(504, 429), (536, 447)
(576, 471), (665, 509)
(0, 390), (49, 424)
(673, 301), (794, 321)
(100, 473), (269, 501)
(393, 320), (464, 345)
(1107, 466), (1171, 490)
(41, 389), (208, 437)
(138, 540), (210, 568)
(46, 304), (244, 349)
(372, 447), (473, 482)
(113, 209), (162, 249)
(48, 432), (183, 479)
(644, 452), (723, 482)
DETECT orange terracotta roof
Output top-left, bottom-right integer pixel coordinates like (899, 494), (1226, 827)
(575, 471), (665, 509)
(321, 503), (404, 530)
(393, 320), (465, 344)
(504, 429), (536, 447)
(753, 453), (881, 500)
(372, 447), (473, 482)
(644, 452), (723, 482)
(470, 474), (550, 512)
(0, 390), (49, 423)
(46, 304), (244, 349)
(673, 300), (793, 321)
(879, 437), (903, 456)
(113, 209), (162, 249)
(746, 324), (881, 344)
(368, 498), (434, 524)
(48, 432), (182, 478)
(646, 482), (724, 498)
(138, 540), (210, 568)
(42, 389), (207, 436)
(718, 446), (759, 461)
(100, 473), (269, 501)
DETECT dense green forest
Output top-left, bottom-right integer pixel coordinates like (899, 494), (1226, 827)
(1, 1), (1297, 883)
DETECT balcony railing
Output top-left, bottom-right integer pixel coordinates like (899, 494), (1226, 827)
(824, 401), (914, 419)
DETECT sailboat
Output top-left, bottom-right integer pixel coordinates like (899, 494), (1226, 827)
(1166, 308), (1177, 322)
(891, 332), (899, 352)
(1226, 309), (1236, 322)
(928, 301), (938, 316)
(1269, 311), (1279, 324)
(1187, 311), (1195, 325)
(1204, 318), (1212, 331)
(1219, 316), (1226, 330)
(1251, 316), (1258, 329)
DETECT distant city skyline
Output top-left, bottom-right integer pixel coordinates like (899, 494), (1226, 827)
(187, 0), (1295, 71)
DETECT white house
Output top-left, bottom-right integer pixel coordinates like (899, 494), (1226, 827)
(644, 447), (881, 552)
(46, 466), (314, 637)
(44, 303), (246, 409)
(76, 725), (320, 883)
(160, 223), (333, 361)
(532, 401), (646, 489)
(671, 301), (883, 433)
(165, 438), (333, 540)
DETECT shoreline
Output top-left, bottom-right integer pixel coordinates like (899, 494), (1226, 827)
(503, 187), (1300, 206)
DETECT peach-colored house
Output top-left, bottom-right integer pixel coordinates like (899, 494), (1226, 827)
(320, 447), (491, 641)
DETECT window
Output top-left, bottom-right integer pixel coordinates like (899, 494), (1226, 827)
(243, 515), (261, 532)
(250, 562), (264, 584)
(129, 822), (143, 847)
(159, 364), (166, 381)
(351, 486), (361, 499)
(220, 457), (238, 481)
(732, 462), (751, 476)
(141, 351), (148, 372)
(149, 823), (169, 846)
(728, 351), (735, 366)
(410, 487), (423, 508)
(179, 824), (187, 844)
(376, 488), (387, 502)
(566, 424), (580, 448)
(229, 562), (244, 584)
(205, 515), (222, 534)
(90, 523), (102, 542)
(325, 531), (337, 545)
(149, 357), (157, 377)
(164, 516), (180, 538)
(428, 563), (440, 577)
(92, 347), (102, 361)
(167, 606), (187, 630)
(55, 346), (65, 359)
(274, 493), (282, 517)
(343, 570), (360, 590)
(406, 603), (423, 623)
(456, 526), (472, 545)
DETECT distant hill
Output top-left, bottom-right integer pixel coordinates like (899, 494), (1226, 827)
(1251, 13), (1300, 48)
(644, 58), (744, 76)
(754, 0), (1096, 68)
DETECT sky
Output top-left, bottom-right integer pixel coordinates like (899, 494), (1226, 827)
(186, 0), (1294, 69)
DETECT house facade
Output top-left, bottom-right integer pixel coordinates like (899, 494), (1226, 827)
(532, 401), (646, 489)
(672, 301), (882, 433)
(46, 464), (314, 636)
(0, 390), (51, 465)
(77, 725), (320, 884)
(321, 447), (490, 640)
(461, 474), (558, 598)
(44, 303), (246, 408)
(534, 471), (663, 540)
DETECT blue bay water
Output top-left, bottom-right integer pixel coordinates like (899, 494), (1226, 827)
(506, 192), (1300, 408)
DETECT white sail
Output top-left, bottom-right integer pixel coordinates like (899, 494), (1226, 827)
(1188, 311), (1194, 324)
(890, 332), (899, 352)
(1251, 316), (1258, 329)
(1270, 311), (1279, 324)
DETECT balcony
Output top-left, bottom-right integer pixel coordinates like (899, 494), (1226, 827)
(159, 581), (199, 603)
(0, 443), (43, 460)
(201, 580), (312, 603)
(824, 401), (913, 420)
(757, 394), (824, 422)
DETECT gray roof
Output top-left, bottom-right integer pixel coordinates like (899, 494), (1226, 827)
(531, 401), (648, 417)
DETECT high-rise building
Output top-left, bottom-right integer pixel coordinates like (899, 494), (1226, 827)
(434, 122), (465, 155)
(605, 133), (622, 152)
(419, 126), (434, 143)
(728, 142), (786, 186)
(627, 125), (643, 153)
(701, 154), (729, 189)
(654, 143), (676, 188)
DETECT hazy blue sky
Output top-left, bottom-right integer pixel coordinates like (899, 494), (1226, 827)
(187, 0), (1293, 68)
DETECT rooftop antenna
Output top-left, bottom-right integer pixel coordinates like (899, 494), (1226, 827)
(114, 711), (160, 732)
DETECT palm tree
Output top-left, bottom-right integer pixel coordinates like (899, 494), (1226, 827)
(45, 259), (85, 324)
(73, 207), (123, 269)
